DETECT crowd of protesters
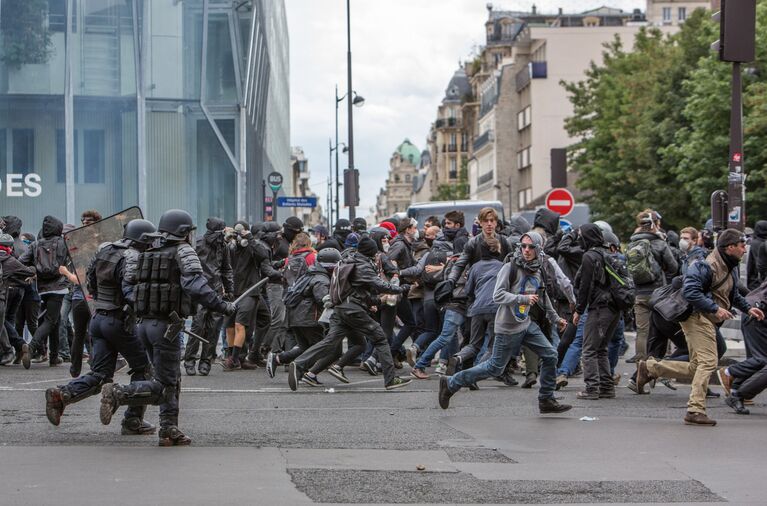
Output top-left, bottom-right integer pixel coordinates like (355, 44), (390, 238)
(1, 205), (767, 432)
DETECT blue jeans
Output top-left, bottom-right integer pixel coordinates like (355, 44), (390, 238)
(557, 312), (587, 376)
(448, 321), (558, 400)
(608, 318), (625, 375)
(415, 309), (463, 370)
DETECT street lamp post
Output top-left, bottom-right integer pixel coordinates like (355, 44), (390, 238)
(334, 82), (364, 224)
(345, 0), (360, 220)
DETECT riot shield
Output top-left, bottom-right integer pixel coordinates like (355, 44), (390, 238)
(63, 207), (143, 311)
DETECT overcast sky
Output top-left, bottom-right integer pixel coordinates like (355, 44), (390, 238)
(285, 0), (645, 224)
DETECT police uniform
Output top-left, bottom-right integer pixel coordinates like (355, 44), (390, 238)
(44, 239), (154, 434)
(100, 210), (234, 446)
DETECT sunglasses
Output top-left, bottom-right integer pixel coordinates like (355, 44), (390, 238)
(520, 244), (536, 250)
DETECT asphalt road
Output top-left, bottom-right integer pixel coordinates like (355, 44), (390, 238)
(1, 338), (765, 505)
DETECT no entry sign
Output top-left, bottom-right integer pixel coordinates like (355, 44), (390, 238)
(546, 188), (575, 217)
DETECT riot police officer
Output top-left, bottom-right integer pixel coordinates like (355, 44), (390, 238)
(100, 209), (236, 446)
(44, 219), (157, 435)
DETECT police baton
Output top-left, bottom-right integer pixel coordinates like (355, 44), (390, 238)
(232, 277), (269, 307)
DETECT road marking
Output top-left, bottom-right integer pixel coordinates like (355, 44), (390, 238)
(17, 377), (73, 386)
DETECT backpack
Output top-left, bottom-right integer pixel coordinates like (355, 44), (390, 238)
(35, 237), (62, 281)
(283, 270), (322, 309)
(329, 260), (356, 306)
(284, 251), (311, 287)
(602, 251), (636, 311)
(626, 238), (661, 285)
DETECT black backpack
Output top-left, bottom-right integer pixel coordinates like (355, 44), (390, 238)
(329, 259), (356, 306)
(602, 251), (636, 311)
(284, 270), (322, 309)
(34, 237), (62, 281)
(284, 251), (312, 287)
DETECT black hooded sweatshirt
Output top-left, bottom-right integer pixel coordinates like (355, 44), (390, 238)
(2, 215), (26, 258)
(574, 224), (612, 314)
(19, 215), (69, 293)
(195, 218), (234, 295)
(747, 220), (767, 289)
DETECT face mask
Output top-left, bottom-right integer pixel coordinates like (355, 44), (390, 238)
(310, 235), (318, 246)
(679, 239), (690, 252)
(382, 243), (390, 253)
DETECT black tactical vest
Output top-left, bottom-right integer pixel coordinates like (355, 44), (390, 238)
(134, 245), (192, 318)
(93, 243), (128, 311)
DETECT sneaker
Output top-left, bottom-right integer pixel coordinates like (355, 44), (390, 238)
(301, 373), (322, 387)
(576, 391), (600, 400)
(31, 353), (48, 364)
(438, 376), (453, 409)
(446, 356), (459, 376)
(627, 378), (646, 394)
(45, 387), (65, 426)
(744, 398), (755, 406)
(288, 362), (300, 391)
(725, 395), (750, 415)
(659, 378), (677, 390)
(521, 372), (537, 389)
(539, 398), (573, 414)
(434, 363), (447, 375)
(635, 360), (653, 394)
(410, 368), (429, 380)
(266, 352), (278, 379)
(385, 376), (412, 391)
(468, 383), (480, 391)
(240, 358), (259, 370)
(184, 361), (197, 376)
(121, 418), (157, 435)
(495, 372), (518, 387)
(221, 357), (241, 372)
(706, 388), (720, 399)
(406, 345), (418, 367)
(555, 374), (568, 390)
(0, 350), (14, 365)
(327, 365), (350, 384)
(683, 411), (716, 426)
(363, 358), (378, 376)
(115, 357), (128, 373)
(49, 356), (63, 367)
(197, 361), (211, 376)
(599, 390), (616, 399)
(99, 384), (119, 426)
(716, 367), (732, 396)
(612, 374), (622, 386)
(21, 344), (30, 370)
(158, 426), (192, 446)
(625, 355), (638, 364)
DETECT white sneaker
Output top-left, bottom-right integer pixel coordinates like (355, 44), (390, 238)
(435, 363), (447, 375)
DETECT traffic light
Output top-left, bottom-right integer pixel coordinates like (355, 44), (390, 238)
(711, 0), (756, 63)
(344, 168), (359, 207)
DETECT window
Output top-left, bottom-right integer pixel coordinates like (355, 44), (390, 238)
(0, 129), (6, 177)
(662, 7), (671, 22)
(394, 175), (400, 183)
(517, 106), (531, 130)
(461, 133), (468, 149)
(56, 130), (80, 183)
(48, 0), (77, 33)
(678, 7), (686, 21)
(518, 190), (526, 208)
(516, 146), (531, 169)
(526, 188), (533, 204)
(450, 133), (457, 145)
(449, 158), (457, 179)
(12, 129), (34, 175)
(83, 130), (105, 183)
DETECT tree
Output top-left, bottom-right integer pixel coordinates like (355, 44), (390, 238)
(563, 7), (767, 238)
(1, 0), (53, 70)
(432, 158), (469, 201)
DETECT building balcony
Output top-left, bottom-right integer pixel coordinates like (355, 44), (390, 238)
(473, 130), (493, 152)
(447, 145), (458, 153)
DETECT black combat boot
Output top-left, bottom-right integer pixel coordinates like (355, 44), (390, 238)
(158, 425), (192, 446)
(183, 360), (196, 376)
(121, 417), (157, 435)
(197, 361), (211, 376)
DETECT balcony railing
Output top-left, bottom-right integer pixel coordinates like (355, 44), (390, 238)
(473, 130), (492, 151)
(447, 145), (458, 153)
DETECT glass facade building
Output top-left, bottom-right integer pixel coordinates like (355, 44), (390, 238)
(0, 0), (290, 227)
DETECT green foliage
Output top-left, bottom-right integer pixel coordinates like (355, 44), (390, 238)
(1, 0), (52, 70)
(563, 7), (767, 239)
(432, 158), (469, 201)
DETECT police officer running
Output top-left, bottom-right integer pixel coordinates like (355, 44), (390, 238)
(44, 219), (157, 435)
(100, 210), (236, 446)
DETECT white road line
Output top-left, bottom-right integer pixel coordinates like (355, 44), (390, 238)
(17, 377), (74, 386)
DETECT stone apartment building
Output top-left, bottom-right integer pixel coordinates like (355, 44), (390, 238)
(467, 5), (673, 213)
(376, 139), (421, 219)
(645, 0), (711, 26)
(290, 147), (324, 226)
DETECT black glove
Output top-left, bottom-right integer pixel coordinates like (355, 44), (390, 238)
(223, 292), (234, 302)
(222, 301), (237, 316)
(399, 284), (411, 295)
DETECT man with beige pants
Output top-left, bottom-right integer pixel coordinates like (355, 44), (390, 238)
(637, 229), (764, 426)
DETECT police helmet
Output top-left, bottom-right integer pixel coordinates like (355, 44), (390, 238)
(124, 219), (157, 244)
(317, 247), (341, 269)
(158, 209), (196, 238)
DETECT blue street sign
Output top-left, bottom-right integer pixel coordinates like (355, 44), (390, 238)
(276, 196), (318, 208)
(559, 219), (573, 232)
